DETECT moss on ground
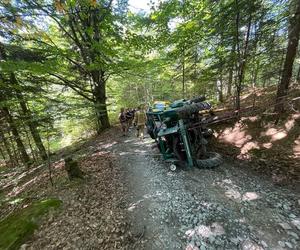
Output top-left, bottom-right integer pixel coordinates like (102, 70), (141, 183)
(0, 198), (62, 250)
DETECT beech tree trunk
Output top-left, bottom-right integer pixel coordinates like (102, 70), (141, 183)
(275, 0), (300, 112)
(92, 71), (110, 133)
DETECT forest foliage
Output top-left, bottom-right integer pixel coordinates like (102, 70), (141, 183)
(0, 0), (299, 168)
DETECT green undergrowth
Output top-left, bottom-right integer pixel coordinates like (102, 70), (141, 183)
(0, 198), (62, 250)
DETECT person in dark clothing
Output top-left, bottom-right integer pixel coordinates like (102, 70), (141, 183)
(119, 108), (127, 136)
(126, 108), (134, 129)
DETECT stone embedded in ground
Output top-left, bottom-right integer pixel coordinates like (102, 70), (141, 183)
(241, 239), (264, 250)
(279, 222), (292, 230)
(291, 219), (300, 231)
(278, 241), (285, 247)
(215, 239), (223, 246)
(230, 237), (240, 246)
(291, 238), (297, 245)
(186, 243), (199, 250)
(195, 240), (201, 247)
(284, 241), (293, 248)
(208, 236), (215, 244)
(260, 240), (268, 248)
(200, 245), (206, 250)
(20, 244), (28, 250)
(287, 231), (299, 240)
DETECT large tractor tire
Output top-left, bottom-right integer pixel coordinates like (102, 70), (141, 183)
(195, 152), (222, 168)
(147, 126), (156, 139)
(149, 130), (156, 139)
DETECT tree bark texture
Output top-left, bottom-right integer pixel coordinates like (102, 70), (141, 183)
(275, 0), (300, 112)
(92, 71), (110, 133)
(1, 107), (31, 166)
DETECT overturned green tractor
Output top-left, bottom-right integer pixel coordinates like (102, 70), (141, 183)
(146, 96), (222, 170)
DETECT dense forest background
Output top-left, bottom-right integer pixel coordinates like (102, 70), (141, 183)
(0, 0), (299, 168)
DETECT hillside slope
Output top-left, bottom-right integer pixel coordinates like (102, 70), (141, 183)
(211, 85), (300, 187)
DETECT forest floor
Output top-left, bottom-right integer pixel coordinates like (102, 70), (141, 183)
(1, 125), (300, 250)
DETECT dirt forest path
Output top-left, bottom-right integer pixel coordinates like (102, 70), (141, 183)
(110, 129), (300, 250)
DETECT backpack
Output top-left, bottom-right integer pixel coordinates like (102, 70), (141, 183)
(119, 112), (126, 123)
(126, 111), (133, 119)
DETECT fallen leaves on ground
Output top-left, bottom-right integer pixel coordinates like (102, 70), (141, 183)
(24, 151), (132, 249)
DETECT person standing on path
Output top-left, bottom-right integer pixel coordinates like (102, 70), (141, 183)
(118, 108), (127, 136)
(134, 106), (146, 139)
(126, 108), (134, 129)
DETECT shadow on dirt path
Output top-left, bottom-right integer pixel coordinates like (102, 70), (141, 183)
(112, 129), (300, 250)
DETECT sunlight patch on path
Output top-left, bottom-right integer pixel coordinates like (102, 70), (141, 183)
(127, 191), (164, 211)
(124, 139), (136, 143)
(242, 192), (259, 201)
(185, 222), (225, 238)
(215, 179), (260, 202)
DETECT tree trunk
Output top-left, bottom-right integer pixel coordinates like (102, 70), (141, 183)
(0, 145), (6, 164)
(234, 0), (241, 110)
(0, 128), (14, 164)
(253, 63), (259, 87)
(251, 22), (260, 88)
(182, 48), (185, 99)
(234, 0), (252, 110)
(10, 73), (48, 161)
(263, 78), (266, 88)
(275, 0), (300, 112)
(18, 100), (47, 160)
(8, 131), (21, 165)
(23, 126), (38, 163)
(277, 48), (286, 87)
(296, 65), (300, 84)
(227, 43), (236, 97)
(2, 107), (31, 166)
(228, 68), (233, 97)
(92, 71), (110, 133)
(1, 42), (47, 161)
(218, 75), (224, 102)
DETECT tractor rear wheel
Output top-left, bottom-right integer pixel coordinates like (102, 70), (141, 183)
(195, 152), (222, 168)
(147, 126), (156, 139)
